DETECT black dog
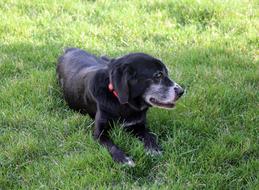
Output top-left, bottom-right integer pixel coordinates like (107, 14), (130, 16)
(57, 48), (184, 166)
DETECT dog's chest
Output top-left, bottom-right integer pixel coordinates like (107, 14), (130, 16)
(117, 107), (146, 127)
(122, 118), (144, 127)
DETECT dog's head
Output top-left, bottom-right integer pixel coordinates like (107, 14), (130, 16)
(109, 53), (184, 109)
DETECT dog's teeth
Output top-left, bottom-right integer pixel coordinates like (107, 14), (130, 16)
(124, 157), (135, 167)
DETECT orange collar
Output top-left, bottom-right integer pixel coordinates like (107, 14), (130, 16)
(108, 83), (119, 98)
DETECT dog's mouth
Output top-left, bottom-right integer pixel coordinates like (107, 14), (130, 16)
(149, 98), (175, 109)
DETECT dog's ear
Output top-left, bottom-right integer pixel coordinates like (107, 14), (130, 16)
(129, 79), (147, 98)
(109, 63), (132, 104)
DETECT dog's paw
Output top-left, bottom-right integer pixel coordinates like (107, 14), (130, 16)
(115, 156), (135, 167)
(147, 149), (162, 156)
(145, 147), (163, 157)
(123, 156), (135, 167)
(111, 149), (135, 167)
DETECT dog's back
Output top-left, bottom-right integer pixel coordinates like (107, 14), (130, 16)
(57, 48), (108, 114)
(57, 48), (106, 78)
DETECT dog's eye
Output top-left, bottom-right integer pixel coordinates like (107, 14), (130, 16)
(154, 72), (163, 79)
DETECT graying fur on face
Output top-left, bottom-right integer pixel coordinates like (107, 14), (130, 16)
(143, 82), (181, 109)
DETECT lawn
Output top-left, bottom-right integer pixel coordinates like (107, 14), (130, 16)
(0, 0), (258, 189)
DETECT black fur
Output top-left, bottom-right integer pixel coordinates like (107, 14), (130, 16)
(57, 48), (181, 164)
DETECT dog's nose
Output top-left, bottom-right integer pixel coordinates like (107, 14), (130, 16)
(174, 86), (184, 97)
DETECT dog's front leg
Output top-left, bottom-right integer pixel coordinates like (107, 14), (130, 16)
(126, 123), (162, 156)
(93, 111), (135, 166)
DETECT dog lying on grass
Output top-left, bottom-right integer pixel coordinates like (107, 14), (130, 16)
(57, 48), (184, 166)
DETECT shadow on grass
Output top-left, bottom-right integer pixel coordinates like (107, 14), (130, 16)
(0, 42), (112, 80)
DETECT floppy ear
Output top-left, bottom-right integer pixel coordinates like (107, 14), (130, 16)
(129, 79), (147, 98)
(109, 64), (131, 104)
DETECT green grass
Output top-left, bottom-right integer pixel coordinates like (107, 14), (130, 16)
(0, 0), (258, 189)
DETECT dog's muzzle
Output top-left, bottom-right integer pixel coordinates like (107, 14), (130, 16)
(143, 83), (184, 109)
